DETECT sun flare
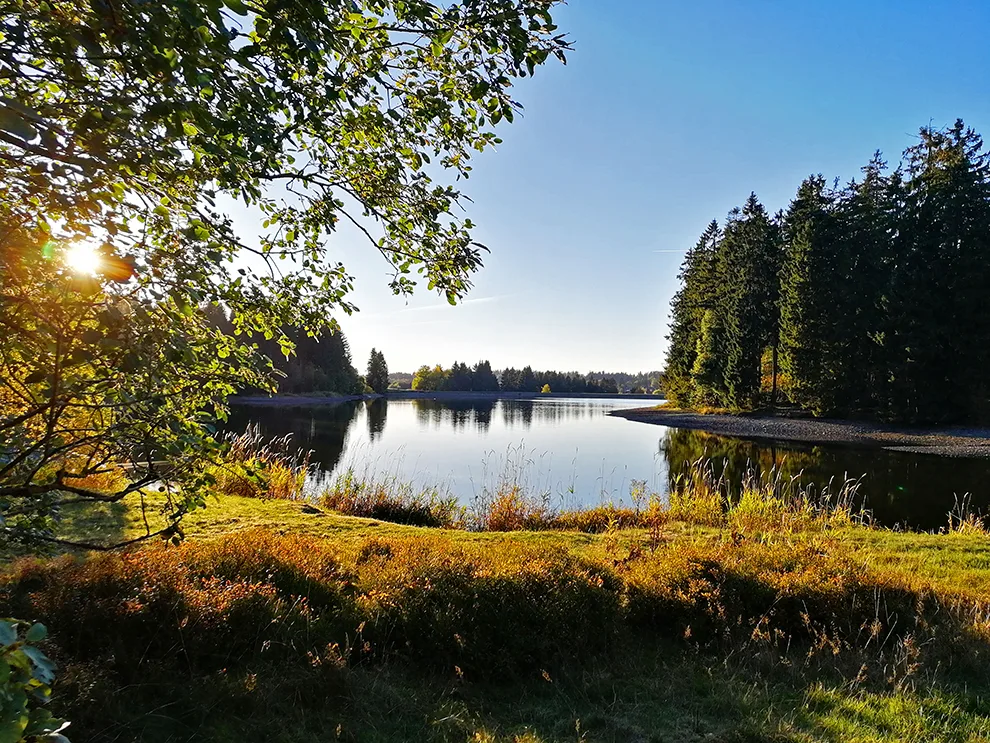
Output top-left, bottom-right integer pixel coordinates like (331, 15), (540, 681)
(64, 243), (102, 276)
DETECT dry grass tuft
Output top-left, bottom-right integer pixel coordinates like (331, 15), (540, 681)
(318, 468), (463, 527)
(206, 425), (310, 500)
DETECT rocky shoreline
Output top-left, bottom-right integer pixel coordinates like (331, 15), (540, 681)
(610, 407), (990, 458)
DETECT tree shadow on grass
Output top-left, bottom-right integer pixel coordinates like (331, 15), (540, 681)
(47, 638), (990, 743)
(54, 497), (148, 549)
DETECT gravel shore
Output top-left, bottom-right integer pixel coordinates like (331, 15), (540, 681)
(610, 408), (990, 458)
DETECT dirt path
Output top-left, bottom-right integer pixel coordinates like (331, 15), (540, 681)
(610, 408), (990, 457)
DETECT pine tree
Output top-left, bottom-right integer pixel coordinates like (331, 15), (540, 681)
(691, 309), (725, 404)
(520, 366), (538, 393)
(366, 348), (389, 394)
(472, 360), (500, 391)
(719, 194), (781, 408)
(662, 220), (721, 405)
(779, 175), (840, 414)
(888, 120), (990, 422)
(839, 153), (902, 416)
(500, 367), (521, 391)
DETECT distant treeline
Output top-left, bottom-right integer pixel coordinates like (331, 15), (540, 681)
(408, 362), (659, 394)
(663, 120), (990, 424)
(501, 366), (618, 393)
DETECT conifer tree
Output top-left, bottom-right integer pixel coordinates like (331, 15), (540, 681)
(472, 360), (500, 391)
(839, 153), (902, 416)
(779, 175), (840, 414)
(662, 220), (721, 405)
(520, 366), (538, 393)
(889, 121), (990, 422)
(719, 194), (780, 408)
(691, 309), (725, 404)
(367, 349), (389, 394)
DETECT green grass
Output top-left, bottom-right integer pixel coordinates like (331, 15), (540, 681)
(53, 494), (990, 596)
(6, 494), (990, 742)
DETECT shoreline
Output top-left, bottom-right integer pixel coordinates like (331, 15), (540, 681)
(230, 391), (663, 406)
(610, 407), (990, 458)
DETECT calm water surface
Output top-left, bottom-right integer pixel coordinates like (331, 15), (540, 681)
(228, 397), (990, 530)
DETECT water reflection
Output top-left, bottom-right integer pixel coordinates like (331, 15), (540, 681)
(407, 398), (602, 431)
(227, 398), (990, 530)
(366, 399), (387, 441)
(660, 427), (990, 530)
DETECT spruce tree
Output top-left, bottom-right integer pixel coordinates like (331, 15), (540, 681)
(719, 194), (780, 408)
(367, 349), (389, 394)
(691, 309), (726, 405)
(520, 366), (538, 393)
(839, 153), (902, 416)
(662, 220), (721, 405)
(779, 175), (840, 414)
(888, 121), (990, 422)
(472, 360), (500, 391)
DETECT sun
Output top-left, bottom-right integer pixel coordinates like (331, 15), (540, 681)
(64, 243), (102, 276)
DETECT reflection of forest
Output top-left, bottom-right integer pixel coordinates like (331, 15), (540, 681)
(413, 399), (497, 431)
(658, 427), (990, 530)
(660, 428), (821, 494)
(411, 399), (597, 431)
(226, 402), (361, 473)
(228, 403), (990, 532)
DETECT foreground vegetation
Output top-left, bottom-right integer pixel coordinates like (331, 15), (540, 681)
(4, 458), (990, 742)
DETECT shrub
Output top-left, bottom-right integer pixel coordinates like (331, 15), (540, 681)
(0, 619), (69, 743)
(5, 520), (988, 716)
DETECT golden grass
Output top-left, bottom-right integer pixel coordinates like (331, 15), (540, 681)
(7, 487), (990, 742)
(204, 426), (310, 500)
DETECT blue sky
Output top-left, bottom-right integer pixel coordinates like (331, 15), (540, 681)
(327, 0), (990, 374)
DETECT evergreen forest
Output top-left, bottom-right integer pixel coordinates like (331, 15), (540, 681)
(662, 120), (990, 424)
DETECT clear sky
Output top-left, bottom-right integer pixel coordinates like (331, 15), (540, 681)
(312, 0), (990, 374)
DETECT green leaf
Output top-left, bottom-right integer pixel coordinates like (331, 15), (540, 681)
(22, 646), (56, 685)
(0, 717), (30, 743)
(24, 624), (46, 644)
(222, 0), (248, 14)
(0, 107), (37, 142)
(0, 620), (17, 647)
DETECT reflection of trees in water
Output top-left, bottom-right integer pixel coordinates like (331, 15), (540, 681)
(410, 398), (609, 430)
(412, 399), (497, 432)
(228, 403), (990, 531)
(658, 427), (990, 530)
(366, 399), (387, 441)
(661, 428), (825, 496)
(226, 403), (361, 473)
(474, 400), (495, 433)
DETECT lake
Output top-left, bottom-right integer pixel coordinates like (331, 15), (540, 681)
(228, 397), (990, 530)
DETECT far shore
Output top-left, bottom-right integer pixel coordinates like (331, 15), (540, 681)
(230, 390), (664, 406)
(611, 407), (990, 457)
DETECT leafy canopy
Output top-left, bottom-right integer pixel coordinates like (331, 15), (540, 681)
(0, 0), (568, 549)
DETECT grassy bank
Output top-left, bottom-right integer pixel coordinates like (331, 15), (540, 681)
(4, 487), (990, 742)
